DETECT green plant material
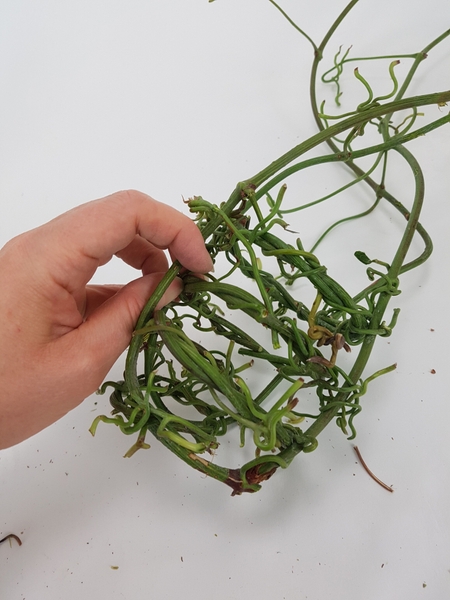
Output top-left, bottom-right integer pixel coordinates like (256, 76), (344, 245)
(91, 1), (450, 495)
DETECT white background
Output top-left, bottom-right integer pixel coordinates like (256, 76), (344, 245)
(1, 1), (449, 599)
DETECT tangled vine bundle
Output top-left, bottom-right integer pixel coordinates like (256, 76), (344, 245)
(90, 1), (450, 494)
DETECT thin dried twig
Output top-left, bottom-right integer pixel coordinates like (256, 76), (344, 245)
(0, 534), (22, 547)
(353, 445), (394, 493)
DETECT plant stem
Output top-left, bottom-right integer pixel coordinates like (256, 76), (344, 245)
(305, 144), (424, 440)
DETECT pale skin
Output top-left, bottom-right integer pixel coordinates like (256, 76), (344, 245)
(0, 190), (213, 449)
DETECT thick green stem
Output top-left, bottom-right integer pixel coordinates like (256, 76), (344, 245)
(305, 144), (424, 440)
(251, 90), (450, 189)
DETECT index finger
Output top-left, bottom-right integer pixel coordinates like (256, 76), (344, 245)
(29, 190), (213, 289)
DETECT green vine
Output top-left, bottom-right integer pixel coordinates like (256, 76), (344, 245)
(91, 1), (450, 495)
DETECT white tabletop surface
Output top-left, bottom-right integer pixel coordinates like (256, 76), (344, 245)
(1, 1), (449, 599)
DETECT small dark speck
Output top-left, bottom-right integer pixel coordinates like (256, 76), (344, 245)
(381, 563), (384, 568)
(430, 369), (436, 374)
(181, 556), (183, 562)
(430, 328), (435, 332)
(423, 582), (427, 588)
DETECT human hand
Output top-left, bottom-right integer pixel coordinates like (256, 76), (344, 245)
(0, 190), (213, 449)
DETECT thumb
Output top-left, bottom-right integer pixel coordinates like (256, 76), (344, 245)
(64, 273), (182, 391)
